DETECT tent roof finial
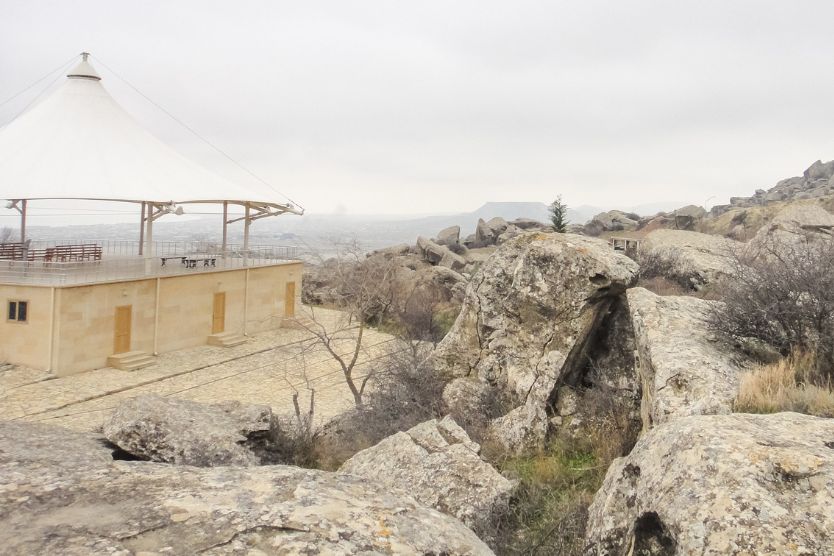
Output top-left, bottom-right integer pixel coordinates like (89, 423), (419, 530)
(67, 52), (100, 81)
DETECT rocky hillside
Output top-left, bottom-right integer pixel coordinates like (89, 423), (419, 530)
(581, 159), (834, 241)
(3, 194), (834, 553)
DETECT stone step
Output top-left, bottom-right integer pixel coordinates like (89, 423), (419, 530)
(281, 314), (316, 330)
(107, 351), (155, 371)
(207, 331), (247, 348)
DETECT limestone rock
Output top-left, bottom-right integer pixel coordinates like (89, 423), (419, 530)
(585, 413), (834, 555)
(711, 159), (834, 218)
(370, 242), (412, 256)
(588, 210), (640, 233)
(103, 394), (276, 466)
(443, 377), (495, 418)
(339, 416), (515, 539)
(468, 217), (511, 247)
(749, 203), (834, 251)
(431, 264), (468, 284)
(434, 232), (639, 452)
(627, 287), (749, 429)
(439, 248), (467, 271)
(673, 204), (707, 230)
(0, 420), (492, 555)
(417, 235), (466, 270)
(804, 159), (834, 181)
(488, 400), (550, 454)
(643, 229), (741, 288)
(510, 218), (548, 230)
(436, 225), (461, 246)
(496, 223), (524, 245)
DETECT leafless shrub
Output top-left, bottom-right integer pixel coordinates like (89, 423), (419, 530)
(582, 220), (605, 237)
(632, 247), (697, 290)
(385, 285), (458, 344)
(710, 234), (834, 377)
(312, 341), (448, 469)
(0, 227), (12, 243)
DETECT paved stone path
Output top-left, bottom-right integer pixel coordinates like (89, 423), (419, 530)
(0, 307), (396, 432)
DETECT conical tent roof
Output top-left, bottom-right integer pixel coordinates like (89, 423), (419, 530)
(0, 55), (299, 213)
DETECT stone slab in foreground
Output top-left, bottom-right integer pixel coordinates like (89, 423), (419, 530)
(585, 412), (834, 555)
(0, 421), (493, 555)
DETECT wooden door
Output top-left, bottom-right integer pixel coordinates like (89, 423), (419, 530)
(285, 282), (296, 318)
(113, 305), (132, 354)
(212, 292), (226, 334)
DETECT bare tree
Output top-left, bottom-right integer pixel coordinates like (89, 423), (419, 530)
(0, 227), (12, 243)
(297, 240), (399, 408)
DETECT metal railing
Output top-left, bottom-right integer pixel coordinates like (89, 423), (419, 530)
(0, 240), (299, 286)
(20, 239), (298, 260)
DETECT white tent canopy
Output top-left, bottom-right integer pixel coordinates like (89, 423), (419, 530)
(0, 54), (300, 213)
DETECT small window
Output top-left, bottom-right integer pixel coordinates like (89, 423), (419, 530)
(7, 301), (27, 322)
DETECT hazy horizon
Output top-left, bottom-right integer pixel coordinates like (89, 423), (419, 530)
(3, 1), (834, 222)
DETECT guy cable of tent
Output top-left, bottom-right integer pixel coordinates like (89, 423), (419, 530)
(90, 54), (304, 213)
(0, 54), (80, 113)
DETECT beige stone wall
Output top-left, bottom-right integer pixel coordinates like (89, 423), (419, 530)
(55, 280), (157, 373)
(1, 261), (303, 377)
(245, 264), (302, 333)
(0, 284), (53, 369)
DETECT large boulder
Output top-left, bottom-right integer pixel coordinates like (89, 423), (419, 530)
(672, 204), (707, 230)
(435, 225), (461, 246)
(748, 203), (834, 251)
(467, 217), (512, 247)
(102, 395), (276, 466)
(643, 229), (741, 289)
(627, 288), (749, 429)
(0, 420), (493, 555)
(585, 413), (834, 555)
(803, 159), (834, 181)
(510, 218), (549, 231)
(588, 210), (640, 233)
(339, 416), (516, 540)
(434, 232), (639, 452)
(417, 235), (466, 270)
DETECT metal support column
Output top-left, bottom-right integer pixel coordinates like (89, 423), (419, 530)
(138, 202), (146, 256)
(243, 202), (251, 265)
(19, 200), (27, 243)
(222, 201), (228, 257)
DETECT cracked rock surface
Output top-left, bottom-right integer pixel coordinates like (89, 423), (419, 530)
(434, 232), (639, 453)
(585, 413), (834, 555)
(339, 416), (516, 541)
(627, 287), (750, 429)
(0, 420), (493, 555)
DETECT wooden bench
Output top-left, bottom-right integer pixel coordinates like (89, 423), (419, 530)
(0, 243), (25, 260)
(44, 244), (102, 262)
(183, 256), (217, 269)
(160, 256), (187, 267)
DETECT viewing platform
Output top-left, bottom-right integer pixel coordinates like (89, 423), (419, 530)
(0, 239), (300, 287)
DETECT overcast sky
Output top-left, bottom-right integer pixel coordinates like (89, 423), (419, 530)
(2, 0), (834, 219)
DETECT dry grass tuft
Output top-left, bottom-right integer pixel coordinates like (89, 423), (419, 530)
(735, 352), (834, 417)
